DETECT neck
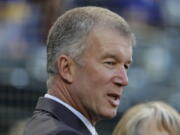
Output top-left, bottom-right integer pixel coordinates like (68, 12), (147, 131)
(48, 76), (74, 107)
(47, 76), (99, 126)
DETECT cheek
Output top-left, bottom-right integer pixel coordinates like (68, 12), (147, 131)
(85, 64), (113, 84)
(78, 69), (107, 99)
(76, 63), (115, 98)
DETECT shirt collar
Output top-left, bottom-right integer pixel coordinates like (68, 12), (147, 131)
(44, 94), (98, 135)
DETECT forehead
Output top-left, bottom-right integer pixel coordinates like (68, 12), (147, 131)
(86, 27), (133, 60)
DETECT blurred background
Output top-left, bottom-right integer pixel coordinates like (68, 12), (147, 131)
(0, 0), (180, 135)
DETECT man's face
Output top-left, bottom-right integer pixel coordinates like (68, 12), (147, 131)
(71, 28), (133, 122)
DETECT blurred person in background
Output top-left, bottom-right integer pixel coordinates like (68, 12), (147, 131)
(8, 119), (28, 135)
(113, 101), (180, 135)
(23, 6), (135, 135)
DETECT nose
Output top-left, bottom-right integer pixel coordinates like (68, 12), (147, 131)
(113, 66), (128, 87)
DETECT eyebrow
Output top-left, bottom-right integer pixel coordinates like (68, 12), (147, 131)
(101, 53), (133, 64)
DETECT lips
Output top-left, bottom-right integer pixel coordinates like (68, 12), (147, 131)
(107, 93), (120, 107)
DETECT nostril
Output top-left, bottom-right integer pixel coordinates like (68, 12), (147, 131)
(112, 77), (122, 86)
(114, 82), (122, 87)
(112, 77), (128, 87)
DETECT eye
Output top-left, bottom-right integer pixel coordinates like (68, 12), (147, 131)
(105, 61), (116, 66)
(103, 60), (117, 68)
(103, 58), (117, 68)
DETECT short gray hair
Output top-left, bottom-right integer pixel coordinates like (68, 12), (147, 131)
(47, 6), (135, 76)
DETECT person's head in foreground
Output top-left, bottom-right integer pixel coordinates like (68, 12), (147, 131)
(113, 101), (180, 135)
(47, 6), (135, 125)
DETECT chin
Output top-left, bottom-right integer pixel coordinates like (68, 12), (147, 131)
(101, 109), (117, 119)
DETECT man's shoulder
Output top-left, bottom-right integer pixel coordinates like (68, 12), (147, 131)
(23, 97), (92, 135)
(23, 110), (82, 135)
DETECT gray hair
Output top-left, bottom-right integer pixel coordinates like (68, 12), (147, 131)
(47, 6), (135, 76)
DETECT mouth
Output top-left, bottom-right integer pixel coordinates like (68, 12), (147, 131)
(107, 93), (120, 107)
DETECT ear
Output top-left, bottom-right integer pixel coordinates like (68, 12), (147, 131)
(57, 55), (73, 83)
